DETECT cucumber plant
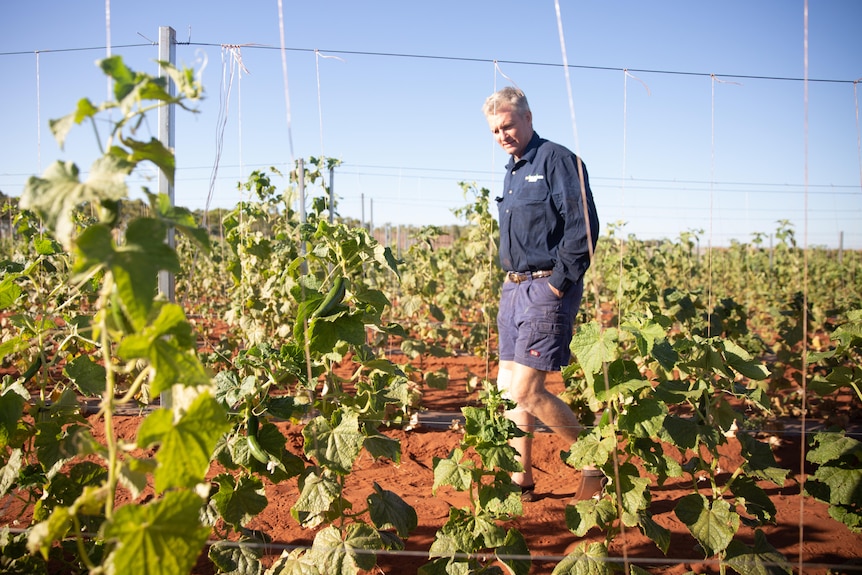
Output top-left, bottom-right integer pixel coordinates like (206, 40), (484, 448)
(421, 385), (530, 575)
(0, 55), (233, 575)
(557, 307), (793, 573)
(215, 166), (420, 575)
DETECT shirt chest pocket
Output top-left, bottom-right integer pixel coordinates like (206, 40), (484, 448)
(514, 180), (549, 204)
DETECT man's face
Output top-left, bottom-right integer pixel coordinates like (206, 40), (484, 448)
(486, 106), (533, 159)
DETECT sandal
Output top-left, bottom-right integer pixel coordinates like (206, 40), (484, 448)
(518, 483), (538, 503)
(571, 469), (607, 502)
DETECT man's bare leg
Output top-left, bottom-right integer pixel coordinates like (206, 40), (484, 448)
(499, 360), (602, 499)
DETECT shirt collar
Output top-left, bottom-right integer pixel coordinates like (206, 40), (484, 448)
(507, 131), (542, 169)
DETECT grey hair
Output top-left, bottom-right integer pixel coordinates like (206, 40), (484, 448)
(482, 86), (530, 118)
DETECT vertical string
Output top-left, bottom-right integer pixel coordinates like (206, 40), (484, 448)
(618, 71), (628, 325)
(315, 50), (325, 161)
(708, 75), (716, 338)
(798, 1), (810, 571)
(554, 3), (626, 572)
(619, 71), (650, 325)
(552, 0), (596, 277)
(314, 50), (345, 196)
(204, 46), (240, 222)
(276, 0), (295, 164)
(708, 75), (741, 337)
(35, 52), (41, 174)
(105, 0), (112, 102)
(237, 55), (243, 180)
(855, 79), (862, 191)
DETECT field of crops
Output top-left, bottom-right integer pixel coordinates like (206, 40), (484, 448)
(2, 56), (862, 575)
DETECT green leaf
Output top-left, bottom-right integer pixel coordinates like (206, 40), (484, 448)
(291, 471), (342, 529)
(475, 443), (522, 473)
(730, 476), (777, 524)
(629, 437), (683, 483)
(21, 158), (131, 249)
(563, 433), (615, 469)
(651, 339), (679, 371)
(0, 276), (23, 309)
(302, 413), (364, 475)
(119, 136), (176, 185)
(477, 478), (523, 517)
(721, 340), (770, 380)
(618, 397), (667, 438)
(212, 473), (268, 529)
(63, 354), (106, 397)
(807, 466), (862, 508)
(26, 504), (72, 559)
(48, 98), (99, 148)
(308, 314), (367, 354)
(432, 449), (474, 492)
(594, 358), (650, 402)
(363, 431), (401, 464)
(138, 393), (231, 492)
(570, 322), (618, 386)
(429, 507), (478, 557)
(565, 498), (616, 537)
(0, 385), (27, 450)
(552, 541), (612, 575)
(496, 528), (531, 575)
(424, 369), (449, 390)
(147, 190), (210, 249)
(367, 482), (418, 538)
(119, 457), (157, 500)
(738, 432), (790, 486)
(674, 493), (739, 556)
(208, 538), (263, 575)
(725, 529), (792, 574)
(266, 548), (321, 575)
(806, 431), (862, 466)
(117, 303), (210, 397)
(638, 510), (671, 554)
(103, 490), (210, 575)
(617, 462), (652, 517)
(307, 524), (383, 575)
(660, 415), (700, 451)
(113, 218), (179, 328)
(654, 379), (704, 404)
(0, 449), (24, 498)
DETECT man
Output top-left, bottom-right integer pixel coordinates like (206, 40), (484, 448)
(482, 86), (601, 502)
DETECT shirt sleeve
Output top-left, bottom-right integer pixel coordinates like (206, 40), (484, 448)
(548, 153), (599, 293)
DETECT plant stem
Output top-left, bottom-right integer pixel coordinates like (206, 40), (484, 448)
(98, 273), (119, 520)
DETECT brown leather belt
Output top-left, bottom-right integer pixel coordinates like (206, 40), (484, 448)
(506, 270), (553, 283)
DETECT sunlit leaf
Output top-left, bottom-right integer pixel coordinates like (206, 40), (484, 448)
(103, 490), (209, 575)
(674, 493), (739, 555)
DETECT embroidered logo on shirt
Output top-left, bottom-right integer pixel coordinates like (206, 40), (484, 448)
(529, 350), (541, 357)
(524, 174), (544, 183)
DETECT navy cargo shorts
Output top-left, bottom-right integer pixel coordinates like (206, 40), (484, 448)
(497, 274), (584, 372)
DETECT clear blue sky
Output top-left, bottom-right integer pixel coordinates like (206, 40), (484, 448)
(2, 1), (860, 248)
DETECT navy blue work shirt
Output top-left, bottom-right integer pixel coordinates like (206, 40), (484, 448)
(496, 131), (599, 294)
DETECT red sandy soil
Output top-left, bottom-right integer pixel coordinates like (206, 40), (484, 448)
(98, 354), (860, 575)
(3, 351), (861, 574)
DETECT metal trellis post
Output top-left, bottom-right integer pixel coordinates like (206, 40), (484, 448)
(158, 26), (176, 409)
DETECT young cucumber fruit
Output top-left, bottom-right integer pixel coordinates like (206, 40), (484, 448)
(246, 413), (270, 463)
(312, 276), (346, 318)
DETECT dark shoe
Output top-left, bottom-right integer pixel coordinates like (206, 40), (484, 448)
(571, 469), (607, 503)
(519, 484), (538, 503)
